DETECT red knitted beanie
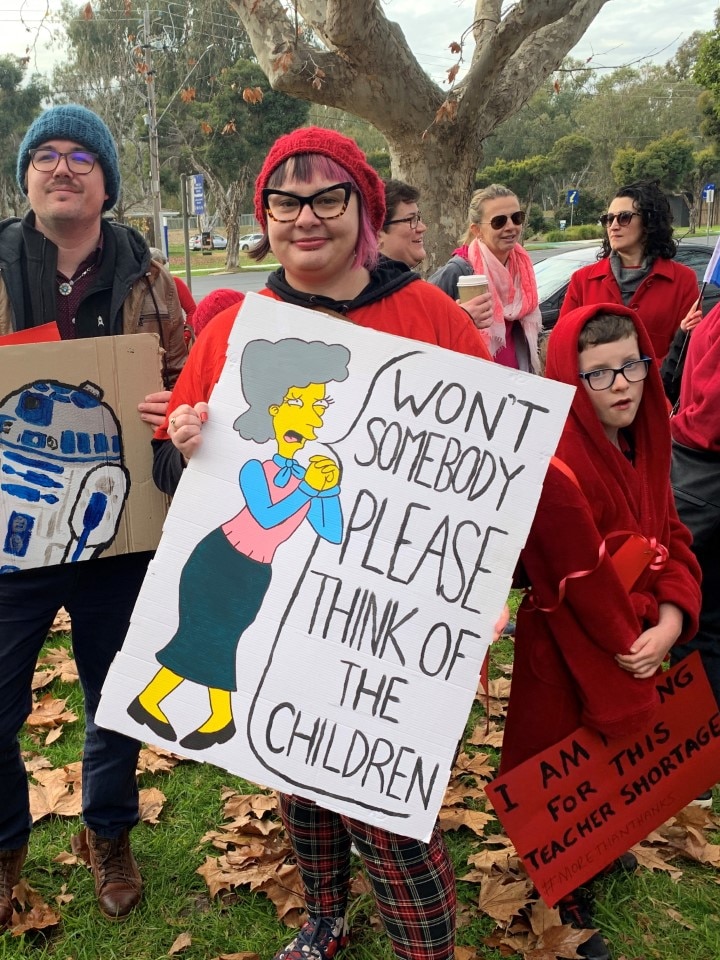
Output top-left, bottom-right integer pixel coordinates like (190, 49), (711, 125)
(254, 126), (386, 232)
(192, 288), (245, 337)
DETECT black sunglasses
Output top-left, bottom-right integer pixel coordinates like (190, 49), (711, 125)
(599, 211), (642, 228)
(480, 211), (525, 230)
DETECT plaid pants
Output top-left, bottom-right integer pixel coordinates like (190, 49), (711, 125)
(279, 794), (456, 960)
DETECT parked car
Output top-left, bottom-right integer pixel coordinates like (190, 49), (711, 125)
(534, 242), (720, 330)
(189, 234), (228, 250)
(238, 232), (262, 251)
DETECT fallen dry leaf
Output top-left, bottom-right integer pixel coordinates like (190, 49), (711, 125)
(169, 931), (192, 954)
(222, 791), (279, 820)
(455, 947), (478, 960)
(139, 786), (166, 824)
(24, 755), (53, 775)
(453, 751), (494, 779)
(137, 745), (183, 774)
(50, 608), (72, 633)
(212, 954), (260, 960)
(37, 645), (78, 681)
(666, 907), (695, 930)
(467, 724), (505, 748)
(54, 883), (74, 906)
(29, 765), (83, 822)
(478, 874), (533, 923)
(45, 726), (65, 746)
(8, 879), (61, 936)
(26, 694), (77, 729)
(439, 807), (494, 835)
(443, 782), (488, 806)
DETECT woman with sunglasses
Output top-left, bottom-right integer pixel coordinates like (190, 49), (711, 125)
(560, 180), (701, 361)
(429, 184), (541, 371)
(151, 127), (492, 960)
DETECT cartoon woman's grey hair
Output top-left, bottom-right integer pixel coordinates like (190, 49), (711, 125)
(234, 339), (351, 442)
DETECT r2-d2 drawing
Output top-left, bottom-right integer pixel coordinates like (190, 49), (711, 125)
(0, 380), (130, 574)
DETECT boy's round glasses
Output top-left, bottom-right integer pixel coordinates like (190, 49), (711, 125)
(263, 182), (352, 222)
(579, 357), (652, 391)
(28, 148), (98, 175)
(599, 211), (641, 228)
(384, 212), (423, 230)
(480, 211), (525, 230)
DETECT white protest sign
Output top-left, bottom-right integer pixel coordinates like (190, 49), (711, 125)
(98, 293), (574, 841)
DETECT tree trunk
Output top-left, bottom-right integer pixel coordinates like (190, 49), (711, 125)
(386, 128), (480, 274)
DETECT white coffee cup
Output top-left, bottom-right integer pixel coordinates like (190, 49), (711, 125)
(457, 274), (489, 303)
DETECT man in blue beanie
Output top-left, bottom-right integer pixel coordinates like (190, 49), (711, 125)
(0, 104), (186, 923)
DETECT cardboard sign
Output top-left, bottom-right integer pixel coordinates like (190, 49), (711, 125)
(486, 653), (720, 905)
(99, 293), (574, 841)
(0, 334), (167, 573)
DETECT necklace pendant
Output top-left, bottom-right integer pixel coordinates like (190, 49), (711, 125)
(58, 282), (73, 296)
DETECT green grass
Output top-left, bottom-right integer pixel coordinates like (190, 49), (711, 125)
(10, 622), (719, 959)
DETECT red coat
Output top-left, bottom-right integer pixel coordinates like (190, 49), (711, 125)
(500, 303), (701, 772)
(560, 256), (698, 362)
(173, 276), (197, 323)
(671, 301), (720, 452)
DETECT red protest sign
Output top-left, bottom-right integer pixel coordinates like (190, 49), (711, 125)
(0, 322), (61, 345)
(486, 652), (720, 906)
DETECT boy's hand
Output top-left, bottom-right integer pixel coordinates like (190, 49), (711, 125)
(615, 603), (683, 679)
(493, 603), (510, 643)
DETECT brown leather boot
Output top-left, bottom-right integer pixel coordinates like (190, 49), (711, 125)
(0, 844), (27, 928)
(85, 828), (142, 920)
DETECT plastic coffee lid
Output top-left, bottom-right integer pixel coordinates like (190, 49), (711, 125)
(457, 274), (487, 285)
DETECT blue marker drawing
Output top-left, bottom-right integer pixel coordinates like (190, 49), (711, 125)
(0, 379), (131, 572)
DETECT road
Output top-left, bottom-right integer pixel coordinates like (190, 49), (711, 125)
(181, 233), (717, 301)
(181, 242), (589, 300)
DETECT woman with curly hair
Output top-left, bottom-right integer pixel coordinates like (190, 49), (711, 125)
(559, 180), (701, 361)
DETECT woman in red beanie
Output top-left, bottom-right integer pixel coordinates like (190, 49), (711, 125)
(150, 126), (492, 960)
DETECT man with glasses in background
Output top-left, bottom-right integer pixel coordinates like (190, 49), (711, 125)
(0, 104), (186, 925)
(378, 179), (427, 268)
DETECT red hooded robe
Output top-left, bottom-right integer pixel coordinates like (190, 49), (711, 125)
(500, 303), (701, 773)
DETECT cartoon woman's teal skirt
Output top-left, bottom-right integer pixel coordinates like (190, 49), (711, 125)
(156, 526), (272, 690)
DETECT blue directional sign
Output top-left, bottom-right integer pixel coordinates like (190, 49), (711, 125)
(567, 189), (579, 206)
(703, 183), (715, 203)
(190, 174), (205, 215)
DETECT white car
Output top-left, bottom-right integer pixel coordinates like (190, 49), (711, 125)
(239, 232), (262, 251)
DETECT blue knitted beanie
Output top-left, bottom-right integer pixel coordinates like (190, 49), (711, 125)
(17, 105), (120, 211)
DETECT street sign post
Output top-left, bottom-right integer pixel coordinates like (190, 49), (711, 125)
(566, 189), (579, 227)
(703, 184), (716, 239)
(190, 174), (205, 216)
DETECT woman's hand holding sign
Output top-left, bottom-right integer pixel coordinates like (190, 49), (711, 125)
(168, 401), (209, 463)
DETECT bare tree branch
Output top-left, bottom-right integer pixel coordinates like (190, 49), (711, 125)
(226, 0), (612, 268)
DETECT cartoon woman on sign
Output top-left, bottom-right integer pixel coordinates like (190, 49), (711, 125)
(128, 338), (349, 749)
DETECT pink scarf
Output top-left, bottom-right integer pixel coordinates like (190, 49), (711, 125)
(467, 239), (541, 372)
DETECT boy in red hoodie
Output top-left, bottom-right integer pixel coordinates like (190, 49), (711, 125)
(500, 303), (701, 960)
